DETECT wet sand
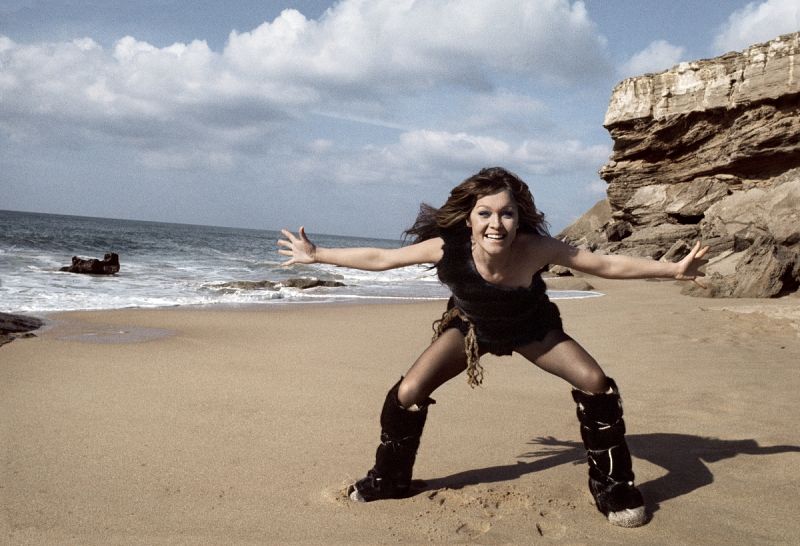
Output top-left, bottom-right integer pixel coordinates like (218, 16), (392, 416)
(2, 278), (799, 544)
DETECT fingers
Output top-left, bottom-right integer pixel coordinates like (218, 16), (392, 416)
(280, 227), (309, 238)
(684, 242), (709, 288)
(299, 225), (309, 242)
(280, 227), (311, 246)
(687, 241), (710, 259)
(686, 240), (701, 260)
(277, 226), (313, 266)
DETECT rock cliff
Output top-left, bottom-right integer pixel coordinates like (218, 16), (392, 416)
(560, 32), (800, 297)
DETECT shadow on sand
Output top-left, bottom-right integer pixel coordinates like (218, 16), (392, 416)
(419, 434), (800, 514)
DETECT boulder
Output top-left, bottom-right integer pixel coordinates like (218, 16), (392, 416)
(556, 198), (612, 249)
(703, 177), (800, 244)
(210, 280), (278, 293)
(683, 237), (799, 298)
(544, 276), (595, 292)
(731, 240), (797, 297)
(209, 278), (345, 292)
(0, 312), (44, 348)
(60, 253), (120, 275)
(282, 277), (345, 289)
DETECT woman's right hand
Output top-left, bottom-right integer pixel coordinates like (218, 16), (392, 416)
(278, 226), (317, 265)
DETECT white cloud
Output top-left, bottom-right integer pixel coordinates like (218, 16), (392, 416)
(713, 0), (800, 53)
(140, 148), (235, 170)
(514, 138), (609, 174)
(0, 1), (610, 160)
(0, 0), (612, 236)
(619, 40), (686, 78)
(396, 130), (512, 168)
(462, 90), (549, 133)
(223, 0), (610, 91)
(294, 129), (610, 190)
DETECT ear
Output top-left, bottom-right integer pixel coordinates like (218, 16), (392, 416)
(466, 219), (471, 227)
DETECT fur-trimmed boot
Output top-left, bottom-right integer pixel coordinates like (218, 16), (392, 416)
(348, 378), (434, 502)
(572, 377), (647, 527)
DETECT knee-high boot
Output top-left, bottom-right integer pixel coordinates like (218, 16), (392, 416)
(349, 378), (434, 502)
(571, 377), (647, 527)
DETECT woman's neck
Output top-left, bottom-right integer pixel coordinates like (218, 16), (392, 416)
(471, 243), (515, 280)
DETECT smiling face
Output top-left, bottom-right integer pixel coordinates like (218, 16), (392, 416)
(467, 190), (520, 256)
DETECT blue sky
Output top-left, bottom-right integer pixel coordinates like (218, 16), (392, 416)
(1, 1), (798, 238)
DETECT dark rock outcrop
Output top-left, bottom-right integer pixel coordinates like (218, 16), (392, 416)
(543, 276), (595, 292)
(60, 253), (120, 275)
(0, 312), (44, 348)
(560, 32), (800, 297)
(209, 277), (345, 293)
(281, 277), (345, 289)
(212, 280), (279, 293)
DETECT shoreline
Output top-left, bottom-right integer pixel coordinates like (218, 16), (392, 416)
(2, 278), (799, 544)
(23, 276), (800, 343)
(1, 281), (608, 346)
(6, 277), (605, 343)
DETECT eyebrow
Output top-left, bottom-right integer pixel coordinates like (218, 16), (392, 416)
(475, 205), (516, 211)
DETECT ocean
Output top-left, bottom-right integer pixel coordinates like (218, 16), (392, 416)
(0, 210), (599, 314)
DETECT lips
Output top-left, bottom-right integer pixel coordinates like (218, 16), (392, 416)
(485, 233), (505, 240)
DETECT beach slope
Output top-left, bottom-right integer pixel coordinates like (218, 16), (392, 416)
(2, 279), (799, 544)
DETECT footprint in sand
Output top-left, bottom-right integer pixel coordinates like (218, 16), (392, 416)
(318, 481), (358, 506)
(319, 481), (570, 539)
(423, 485), (569, 539)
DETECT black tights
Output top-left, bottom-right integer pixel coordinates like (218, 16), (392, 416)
(397, 327), (609, 408)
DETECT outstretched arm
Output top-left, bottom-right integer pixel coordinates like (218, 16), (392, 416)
(278, 227), (444, 271)
(543, 237), (710, 285)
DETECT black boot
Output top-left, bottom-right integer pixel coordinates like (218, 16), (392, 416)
(572, 377), (647, 527)
(348, 378), (434, 502)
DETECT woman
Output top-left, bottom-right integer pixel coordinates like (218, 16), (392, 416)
(278, 167), (708, 528)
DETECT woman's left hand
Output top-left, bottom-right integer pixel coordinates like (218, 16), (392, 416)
(674, 241), (710, 287)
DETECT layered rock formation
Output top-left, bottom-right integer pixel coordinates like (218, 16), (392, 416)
(560, 32), (800, 297)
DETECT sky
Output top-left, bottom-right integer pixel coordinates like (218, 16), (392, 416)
(1, 1), (798, 238)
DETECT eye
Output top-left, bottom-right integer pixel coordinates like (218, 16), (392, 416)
(477, 211), (491, 218)
(502, 211), (515, 218)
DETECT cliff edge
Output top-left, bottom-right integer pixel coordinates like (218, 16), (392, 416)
(561, 32), (800, 298)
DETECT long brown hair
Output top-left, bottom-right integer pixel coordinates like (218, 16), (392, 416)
(404, 167), (548, 243)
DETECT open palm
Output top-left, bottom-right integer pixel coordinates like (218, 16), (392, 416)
(278, 227), (317, 265)
(675, 241), (710, 286)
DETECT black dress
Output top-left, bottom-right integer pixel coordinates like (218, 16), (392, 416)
(435, 230), (563, 356)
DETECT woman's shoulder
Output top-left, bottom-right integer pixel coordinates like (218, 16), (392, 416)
(398, 236), (444, 266)
(513, 233), (562, 270)
(514, 232), (557, 252)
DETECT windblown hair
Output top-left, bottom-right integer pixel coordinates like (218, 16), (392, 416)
(404, 167), (549, 243)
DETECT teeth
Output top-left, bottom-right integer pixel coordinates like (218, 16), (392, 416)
(485, 234), (504, 240)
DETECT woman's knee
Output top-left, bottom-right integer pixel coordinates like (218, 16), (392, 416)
(397, 377), (427, 408)
(573, 366), (609, 394)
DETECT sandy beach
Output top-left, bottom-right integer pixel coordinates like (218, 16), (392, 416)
(2, 278), (799, 545)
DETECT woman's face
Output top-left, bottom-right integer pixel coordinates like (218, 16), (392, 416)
(467, 189), (519, 255)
